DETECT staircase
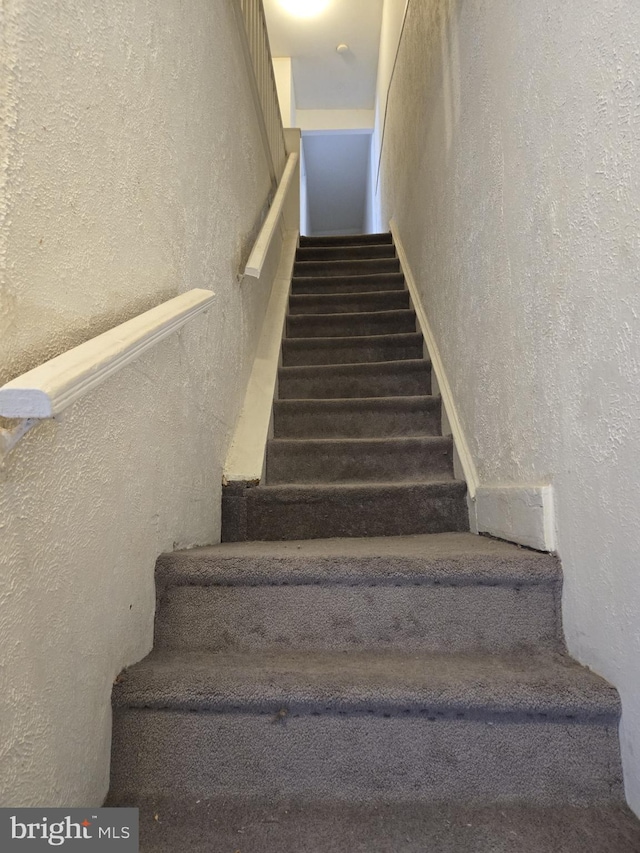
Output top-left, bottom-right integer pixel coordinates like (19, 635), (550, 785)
(108, 235), (640, 851)
(221, 231), (468, 541)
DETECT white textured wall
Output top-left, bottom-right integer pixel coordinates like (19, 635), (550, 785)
(380, 0), (640, 815)
(0, 0), (279, 806)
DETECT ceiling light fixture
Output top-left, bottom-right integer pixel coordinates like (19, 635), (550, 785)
(278, 0), (330, 19)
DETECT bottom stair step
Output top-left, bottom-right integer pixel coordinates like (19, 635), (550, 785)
(108, 798), (640, 853)
(110, 648), (622, 804)
(221, 480), (469, 541)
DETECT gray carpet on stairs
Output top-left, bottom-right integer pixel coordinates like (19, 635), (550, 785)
(116, 798), (640, 853)
(266, 435), (454, 483)
(277, 359), (432, 398)
(293, 256), (401, 277)
(287, 307), (417, 336)
(300, 231), (393, 247)
(288, 288), (410, 313)
(282, 331), (424, 366)
(223, 232), (467, 539)
(221, 481), (469, 540)
(153, 533), (562, 654)
(109, 234), (640, 850)
(292, 270), (406, 293)
(272, 395), (442, 438)
(297, 243), (397, 261)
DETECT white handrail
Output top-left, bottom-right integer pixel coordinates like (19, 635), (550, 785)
(244, 152), (299, 280)
(0, 289), (214, 459)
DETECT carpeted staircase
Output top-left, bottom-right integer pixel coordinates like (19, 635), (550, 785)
(108, 234), (640, 851)
(221, 231), (468, 541)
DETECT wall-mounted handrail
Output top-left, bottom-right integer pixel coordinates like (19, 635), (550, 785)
(243, 151), (299, 280)
(0, 289), (214, 461)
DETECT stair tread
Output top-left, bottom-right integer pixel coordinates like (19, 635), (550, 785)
(293, 272), (401, 282)
(284, 332), (422, 345)
(292, 272), (405, 290)
(296, 243), (395, 251)
(274, 395), (439, 406)
(273, 396), (442, 437)
(250, 479), (463, 494)
(113, 798), (640, 853)
(288, 308), (415, 321)
(294, 259), (400, 277)
(286, 312), (417, 340)
(289, 296), (410, 315)
(296, 245), (397, 261)
(267, 433), (453, 484)
(280, 358), (429, 373)
(113, 647), (618, 720)
(157, 532), (561, 588)
(226, 480), (468, 540)
(290, 288), (407, 300)
(282, 337), (423, 366)
(300, 232), (392, 243)
(269, 435), (451, 446)
(278, 360), (432, 399)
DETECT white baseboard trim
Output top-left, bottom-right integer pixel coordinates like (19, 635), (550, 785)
(390, 218), (479, 498)
(474, 484), (557, 552)
(224, 230), (298, 483)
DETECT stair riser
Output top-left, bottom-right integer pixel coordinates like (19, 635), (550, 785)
(221, 483), (468, 541)
(266, 438), (454, 484)
(154, 584), (561, 653)
(292, 274), (405, 295)
(282, 337), (423, 367)
(273, 400), (441, 438)
(299, 233), (393, 247)
(111, 710), (622, 804)
(296, 245), (396, 262)
(287, 311), (416, 338)
(294, 259), (400, 277)
(289, 291), (410, 315)
(278, 365), (431, 399)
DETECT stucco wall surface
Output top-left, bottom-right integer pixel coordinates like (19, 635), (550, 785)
(380, 0), (640, 814)
(0, 0), (278, 806)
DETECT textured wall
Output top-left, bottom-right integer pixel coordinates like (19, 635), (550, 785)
(0, 0), (279, 806)
(380, 0), (640, 814)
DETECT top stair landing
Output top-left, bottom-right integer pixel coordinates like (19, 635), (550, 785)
(299, 232), (394, 248)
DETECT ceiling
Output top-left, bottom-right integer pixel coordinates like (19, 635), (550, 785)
(263, 0), (384, 110)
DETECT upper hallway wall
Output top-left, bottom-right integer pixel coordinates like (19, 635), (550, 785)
(366, 0), (408, 232)
(0, 0), (279, 806)
(379, 0), (640, 816)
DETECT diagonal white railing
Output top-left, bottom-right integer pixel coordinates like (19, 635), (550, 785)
(0, 289), (215, 462)
(233, 0), (287, 187)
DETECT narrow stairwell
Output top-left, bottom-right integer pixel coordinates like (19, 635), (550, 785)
(221, 232), (468, 541)
(108, 235), (640, 851)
